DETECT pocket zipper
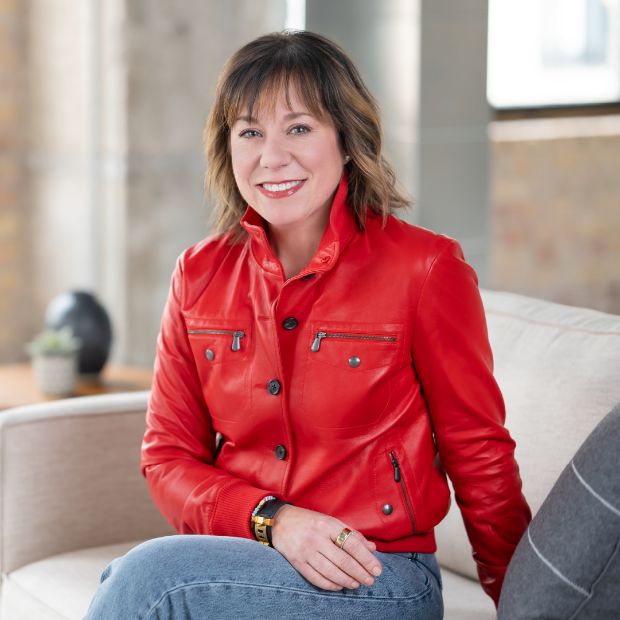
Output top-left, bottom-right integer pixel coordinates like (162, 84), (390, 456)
(390, 451), (415, 535)
(311, 331), (396, 352)
(187, 330), (245, 351)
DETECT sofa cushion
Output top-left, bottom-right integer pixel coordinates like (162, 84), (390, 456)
(442, 569), (496, 620)
(0, 540), (143, 620)
(435, 290), (620, 581)
(498, 404), (620, 618)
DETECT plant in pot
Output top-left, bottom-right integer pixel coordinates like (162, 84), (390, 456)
(25, 327), (82, 396)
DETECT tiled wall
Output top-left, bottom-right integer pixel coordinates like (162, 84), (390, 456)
(490, 116), (620, 316)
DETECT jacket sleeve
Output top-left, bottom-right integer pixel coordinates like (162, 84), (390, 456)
(412, 240), (531, 607)
(141, 255), (270, 538)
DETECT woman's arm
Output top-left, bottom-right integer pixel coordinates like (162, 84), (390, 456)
(412, 240), (531, 607)
(141, 256), (269, 538)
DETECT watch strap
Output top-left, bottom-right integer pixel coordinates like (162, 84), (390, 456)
(254, 498), (293, 546)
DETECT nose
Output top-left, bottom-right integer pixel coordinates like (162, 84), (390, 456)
(259, 133), (291, 169)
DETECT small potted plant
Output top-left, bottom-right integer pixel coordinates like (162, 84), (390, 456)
(25, 327), (82, 396)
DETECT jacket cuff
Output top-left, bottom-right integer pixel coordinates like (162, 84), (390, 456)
(474, 553), (507, 608)
(210, 480), (272, 539)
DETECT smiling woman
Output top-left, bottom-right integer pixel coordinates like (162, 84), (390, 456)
(84, 31), (531, 620)
(204, 31), (408, 241)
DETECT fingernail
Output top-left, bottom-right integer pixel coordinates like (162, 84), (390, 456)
(350, 581), (360, 589)
(372, 567), (382, 576)
(364, 577), (374, 586)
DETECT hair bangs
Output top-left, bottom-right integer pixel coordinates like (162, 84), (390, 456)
(224, 54), (328, 130)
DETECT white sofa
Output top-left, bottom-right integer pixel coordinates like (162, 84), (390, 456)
(1, 289), (619, 620)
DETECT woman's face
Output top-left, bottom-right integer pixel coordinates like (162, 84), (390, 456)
(230, 87), (347, 231)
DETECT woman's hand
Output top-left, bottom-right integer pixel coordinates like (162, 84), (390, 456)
(271, 505), (383, 591)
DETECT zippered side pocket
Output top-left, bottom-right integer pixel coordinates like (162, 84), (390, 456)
(390, 450), (416, 535)
(311, 331), (396, 352)
(187, 329), (245, 351)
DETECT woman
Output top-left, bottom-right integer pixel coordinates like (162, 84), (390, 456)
(85, 31), (531, 619)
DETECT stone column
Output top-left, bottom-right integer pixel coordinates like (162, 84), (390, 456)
(418, 0), (490, 283)
(119, 0), (286, 365)
(307, 0), (490, 283)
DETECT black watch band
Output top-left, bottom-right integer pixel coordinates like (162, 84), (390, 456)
(255, 498), (293, 546)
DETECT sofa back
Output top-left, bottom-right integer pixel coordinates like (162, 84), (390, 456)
(0, 392), (175, 574)
(435, 289), (620, 580)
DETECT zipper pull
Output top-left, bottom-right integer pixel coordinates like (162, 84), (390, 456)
(311, 331), (327, 352)
(390, 451), (401, 483)
(231, 331), (245, 351)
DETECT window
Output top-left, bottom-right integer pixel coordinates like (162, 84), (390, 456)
(488, 0), (620, 108)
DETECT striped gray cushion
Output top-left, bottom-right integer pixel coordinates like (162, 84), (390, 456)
(498, 403), (620, 618)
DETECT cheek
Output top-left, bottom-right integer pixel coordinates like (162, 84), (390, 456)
(303, 139), (343, 178)
(230, 144), (254, 189)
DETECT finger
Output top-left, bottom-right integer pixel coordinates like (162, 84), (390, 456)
(308, 551), (361, 590)
(295, 562), (344, 591)
(363, 539), (377, 551)
(339, 531), (383, 577)
(321, 542), (377, 586)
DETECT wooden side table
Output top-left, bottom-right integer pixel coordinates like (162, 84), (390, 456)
(0, 364), (154, 410)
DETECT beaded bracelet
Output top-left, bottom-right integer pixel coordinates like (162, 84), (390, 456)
(251, 496), (277, 520)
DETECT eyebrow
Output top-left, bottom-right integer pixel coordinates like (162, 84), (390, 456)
(235, 111), (312, 124)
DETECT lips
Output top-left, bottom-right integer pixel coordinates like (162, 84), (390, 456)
(257, 179), (306, 199)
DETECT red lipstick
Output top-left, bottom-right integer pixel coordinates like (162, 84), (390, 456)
(257, 180), (306, 199)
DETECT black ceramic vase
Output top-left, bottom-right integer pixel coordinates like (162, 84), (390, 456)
(45, 291), (113, 374)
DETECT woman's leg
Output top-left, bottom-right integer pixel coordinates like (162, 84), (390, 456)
(84, 536), (443, 620)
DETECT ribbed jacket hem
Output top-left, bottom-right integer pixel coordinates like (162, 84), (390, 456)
(211, 480), (270, 539)
(371, 531), (437, 554)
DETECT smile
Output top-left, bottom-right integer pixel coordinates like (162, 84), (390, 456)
(257, 179), (306, 199)
(261, 180), (304, 192)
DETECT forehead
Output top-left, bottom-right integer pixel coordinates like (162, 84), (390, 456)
(236, 89), (310, 122)
(230, 73), (328, 126)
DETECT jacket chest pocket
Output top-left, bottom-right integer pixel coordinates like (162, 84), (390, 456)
(186, 320), (252, 423)
(301, 322), (404, 428)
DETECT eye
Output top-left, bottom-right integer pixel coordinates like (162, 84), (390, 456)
(290, 124), (311, 135)
(239, 129), (261, 139)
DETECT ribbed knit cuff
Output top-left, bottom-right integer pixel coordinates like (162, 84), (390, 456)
(210, 479), (271, 539)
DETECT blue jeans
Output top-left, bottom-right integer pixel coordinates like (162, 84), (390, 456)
(84, 535), (443, 620)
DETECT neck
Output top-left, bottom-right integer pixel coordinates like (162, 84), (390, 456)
(267, 208), (332, 280)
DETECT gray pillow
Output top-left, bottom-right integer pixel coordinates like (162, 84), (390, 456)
(498, 403), (620, 619)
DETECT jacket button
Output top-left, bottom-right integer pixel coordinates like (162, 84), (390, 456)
(275, 444), (287, 460)
(267, 379), (281, 395)
(205, 349), (214, 361)
(349, 356), (361, 368)
(382, 504), (393, 515)
(282, 317), (298, 330)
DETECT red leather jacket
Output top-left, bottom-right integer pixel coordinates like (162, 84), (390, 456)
(142, 174), (531, 605)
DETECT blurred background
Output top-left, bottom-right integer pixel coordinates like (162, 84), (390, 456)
(1, 0), (619, 370)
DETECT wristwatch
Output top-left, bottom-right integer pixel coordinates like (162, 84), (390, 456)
(251, 498), (293, 546)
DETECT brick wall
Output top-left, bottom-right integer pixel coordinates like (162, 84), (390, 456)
(490, 116), (620, 316)
(0, 0), (29, 362)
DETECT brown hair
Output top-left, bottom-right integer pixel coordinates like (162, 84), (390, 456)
(204, 30), (409, 239)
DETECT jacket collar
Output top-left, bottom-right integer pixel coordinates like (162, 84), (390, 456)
(240, 172), (357, 278)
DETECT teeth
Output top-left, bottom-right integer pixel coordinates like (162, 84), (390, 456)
(263, 180), (302, 192)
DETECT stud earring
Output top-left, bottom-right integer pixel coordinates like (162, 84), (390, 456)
(344, 155), (350, 162)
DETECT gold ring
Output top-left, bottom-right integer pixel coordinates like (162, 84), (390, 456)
(335, 528), (353, 549)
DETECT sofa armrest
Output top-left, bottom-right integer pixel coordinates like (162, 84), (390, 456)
(0, 392), (175, 574)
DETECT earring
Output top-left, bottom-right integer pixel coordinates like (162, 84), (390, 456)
(344, 155), (350, 162)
